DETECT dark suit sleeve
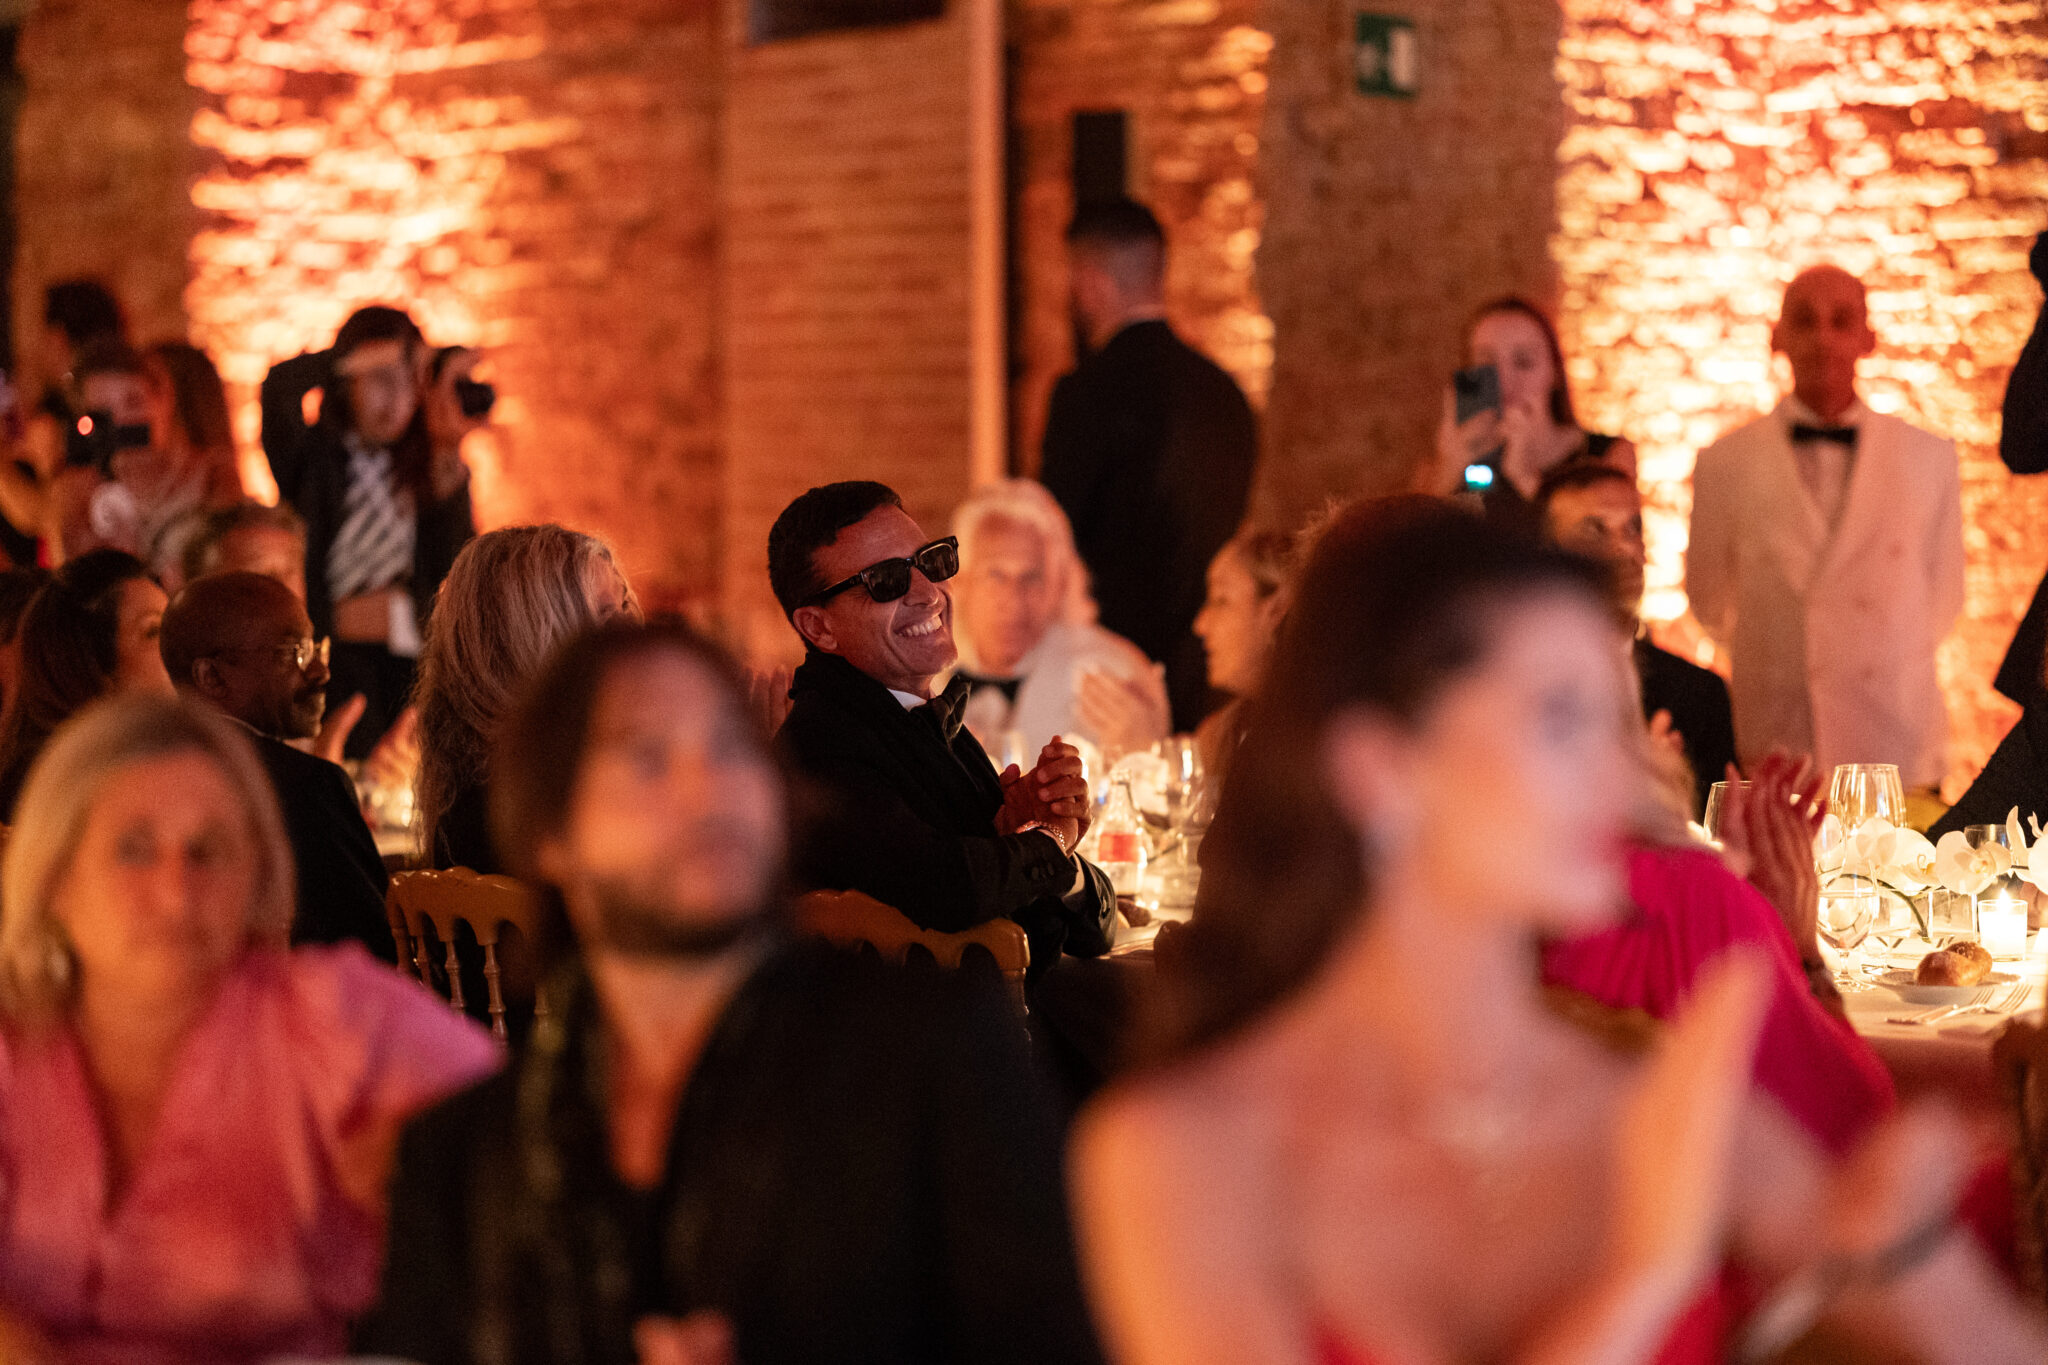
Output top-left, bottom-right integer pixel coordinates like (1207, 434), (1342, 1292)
(261, 350), (332, 506)
(2005, 236), (2048, 476)
(414, 481), (477, 623)
(287, 760), (397, 962)
(1930, 709), (2048, 839)
(930, 974), (1107, 1365)
(352, 1098), (482, 1365)
(797, 764), (1100, 934)
(1039, 374), (1106, 534)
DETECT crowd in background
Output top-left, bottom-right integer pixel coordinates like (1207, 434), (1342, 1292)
(0, 197), (2038, 1365)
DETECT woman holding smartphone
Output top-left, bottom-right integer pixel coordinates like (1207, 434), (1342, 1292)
(1429, 297), (1637, 525)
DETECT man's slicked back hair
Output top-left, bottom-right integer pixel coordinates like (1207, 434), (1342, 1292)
(765, 481), (904, 619)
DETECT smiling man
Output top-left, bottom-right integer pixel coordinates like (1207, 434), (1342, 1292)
(769, 481), (1116, 978)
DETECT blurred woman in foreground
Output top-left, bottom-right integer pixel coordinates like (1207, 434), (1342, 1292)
(0, 696), (496, 1364)
(1073, 497), (2043, 1365)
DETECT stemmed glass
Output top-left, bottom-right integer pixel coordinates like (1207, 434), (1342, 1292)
(1701, 780), (1749, 843)
(1146, 737), (1207, 920)
(1818, 880), (1879, 988)
(1824, 764), (1907, 976)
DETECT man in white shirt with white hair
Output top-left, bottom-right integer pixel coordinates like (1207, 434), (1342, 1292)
(1686, 264), (1965, 790)
(951, 479), (1170, 769)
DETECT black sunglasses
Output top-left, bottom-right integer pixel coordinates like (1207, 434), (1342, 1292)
(804, 537), (960, 607)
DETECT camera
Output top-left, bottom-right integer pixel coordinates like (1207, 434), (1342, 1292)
(64, 411), (151, 475)
(453, 377), (496, 419)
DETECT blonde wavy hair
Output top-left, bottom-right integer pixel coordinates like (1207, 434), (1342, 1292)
(413, 524), (636, 863)
(0, 695), (293, 1026)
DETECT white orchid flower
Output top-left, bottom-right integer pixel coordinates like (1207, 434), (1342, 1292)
(1934, 829), (2014, 897)
(1877, 826), (1937, 892)
(1813, 813), (1846, 875)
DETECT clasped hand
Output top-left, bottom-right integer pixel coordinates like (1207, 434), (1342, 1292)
(995, 737), (1093, 853)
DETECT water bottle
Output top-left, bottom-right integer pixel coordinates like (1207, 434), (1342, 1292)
(1092, 774), (1149, 898)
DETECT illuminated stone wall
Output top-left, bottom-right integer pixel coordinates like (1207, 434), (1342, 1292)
(1008, 0), (1273, 471)
(184, 0), (724, 602)
(13, 0), (195, 398)
(1253, 0), (1567, 525)
(1555, 0), (2048, 789)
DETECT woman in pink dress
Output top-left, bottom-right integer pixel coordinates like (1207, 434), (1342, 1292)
(0, 693), (499, 1364)
(1072, 497), (2046, 1365)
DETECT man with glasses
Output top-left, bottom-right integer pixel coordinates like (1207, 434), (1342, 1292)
(159, 570), (397, 961)
(769, 481), (1116, 980)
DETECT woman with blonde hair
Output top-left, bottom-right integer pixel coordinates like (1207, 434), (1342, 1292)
(413, 523), (638, 872)
(0, 694), (495, 1364)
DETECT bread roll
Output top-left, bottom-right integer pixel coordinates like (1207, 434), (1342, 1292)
(1914, 944), (1991, 987)
(1947, 940), (1993, 981)
(1915, 950), (1966, 986)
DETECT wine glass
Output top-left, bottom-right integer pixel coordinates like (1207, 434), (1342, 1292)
(1701, 780), (1749, 843)
(1819, 878), (1879, 988)
(1827, 763), (1905, 835)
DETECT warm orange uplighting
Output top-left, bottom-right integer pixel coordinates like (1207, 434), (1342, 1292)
(1554, 0), (2048, 790)
(182, 0), (566, 520)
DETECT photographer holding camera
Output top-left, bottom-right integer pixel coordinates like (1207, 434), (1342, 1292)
(42, 341), (243, 569)
(260, 306), (489, 757)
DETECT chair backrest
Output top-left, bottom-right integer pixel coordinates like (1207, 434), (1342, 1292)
(1995, 1014), (2048, 1305)
(795, 888), (1029, 1008)
(388, 867), (547, 1040)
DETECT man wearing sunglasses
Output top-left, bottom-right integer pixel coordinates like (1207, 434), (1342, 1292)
(159, 570), (397, 963)
(770, 481), (1117, 982)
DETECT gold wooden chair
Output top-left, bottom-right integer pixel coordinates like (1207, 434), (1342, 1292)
(388, 867), (547, 1040)
(796, 888), (1029, 1009)
(1995, 1013), (2048, 1306)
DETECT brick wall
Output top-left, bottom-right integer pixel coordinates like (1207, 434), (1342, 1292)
(14, 0), (195, 385)
(1007, 0), (1272, 471)
(720, 3), (992, 663)
(1253, 0), (1565, 526)
(184, 0), (724, 602)
(1554, 0), (2048, 790)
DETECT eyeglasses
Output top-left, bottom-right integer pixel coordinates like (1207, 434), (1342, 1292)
(802, 537), (959, 607)
(217, 636), (330, 672)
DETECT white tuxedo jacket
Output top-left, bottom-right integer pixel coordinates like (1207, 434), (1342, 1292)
(1686, 398), (1964, 788)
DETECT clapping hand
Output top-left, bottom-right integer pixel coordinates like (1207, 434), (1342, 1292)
(1717, 752), (1825, 957)
(996, 737), (1093, 851)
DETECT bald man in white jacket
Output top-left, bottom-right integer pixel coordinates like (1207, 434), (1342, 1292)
(1687, 266), (1964, 790)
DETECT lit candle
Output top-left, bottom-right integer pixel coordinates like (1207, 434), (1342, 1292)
(1981, 896), (2028, 958)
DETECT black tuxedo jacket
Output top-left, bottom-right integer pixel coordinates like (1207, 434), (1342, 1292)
(776, 651), (1115, 975)
(247, 727), (397, 962)
(1040, 320), (1258, 731)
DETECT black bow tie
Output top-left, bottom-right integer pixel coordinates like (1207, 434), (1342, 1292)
(1791, 422), (1858, 448)
(914, 673), (974, 743)
(956, 670), (1023, 706)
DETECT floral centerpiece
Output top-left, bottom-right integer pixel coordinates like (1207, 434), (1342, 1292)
(1815, 816), (1938, 939)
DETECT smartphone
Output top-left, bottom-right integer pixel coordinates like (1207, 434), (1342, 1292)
(1452, 364), (1501, 424)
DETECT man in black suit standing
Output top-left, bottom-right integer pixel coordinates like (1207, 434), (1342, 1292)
(160, 571), (397, 961)
(1040, 198), (1259, 732)
(771, 481), (1116, 978)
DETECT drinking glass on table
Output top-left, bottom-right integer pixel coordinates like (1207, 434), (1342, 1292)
(1701, 780), (1749, 843)
(1818, 877), (1879, 988)
(1827, 763), (1906, 834)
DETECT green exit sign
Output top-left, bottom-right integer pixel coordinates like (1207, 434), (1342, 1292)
(1355, 13), (1418, 98)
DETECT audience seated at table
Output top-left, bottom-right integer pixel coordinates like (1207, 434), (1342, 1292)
(1191, 525), (1296, 781)
(0, 550), (172, 819)
(178, 499), (309, 602)
(359, 619), (1105, 1365)
(1430, 296), (1637, 528)
(412, 523), (638, 873)
(160, 571), (396, 961)
(771, 480), (1115, 979)
(1075, 495), (2044, 1365)
(1535, 461), (1735, 817)
(949, 478), (1167, 767)
(0, 694), (496, 1365)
